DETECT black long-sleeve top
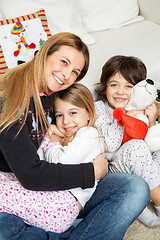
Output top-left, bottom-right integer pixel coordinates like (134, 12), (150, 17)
(0, 95), (95, 191)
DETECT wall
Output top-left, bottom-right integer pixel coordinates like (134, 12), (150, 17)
(138, 0), (160, 24)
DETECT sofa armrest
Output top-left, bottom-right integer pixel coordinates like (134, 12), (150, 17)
(138, 0), (160, 24)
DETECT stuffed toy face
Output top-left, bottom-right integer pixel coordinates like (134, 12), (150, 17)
(125, 79), (157, 111)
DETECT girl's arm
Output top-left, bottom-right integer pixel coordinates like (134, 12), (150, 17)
(0, 122), (95, 191)
(94, 101), (124, 152)
(39, 127), (108, 181)
(43, 127), (108, 179)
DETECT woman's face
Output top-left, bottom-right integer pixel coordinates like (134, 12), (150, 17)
(106, 72), (134, 109)
(45, 46), (85, 92)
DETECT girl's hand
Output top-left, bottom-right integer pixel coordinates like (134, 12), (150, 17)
(145, 103), (157, 127)
(45, 124), (65, 139)
(50, 134), (63, 143)
(93, 153), (108, 180)
(126, 109), (144, 117)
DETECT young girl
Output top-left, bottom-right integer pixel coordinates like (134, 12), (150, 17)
(0, 83), (106, 233)
(95, 55), (160, 228)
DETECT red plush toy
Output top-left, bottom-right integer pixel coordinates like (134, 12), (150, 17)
(113, 107), (148, 144)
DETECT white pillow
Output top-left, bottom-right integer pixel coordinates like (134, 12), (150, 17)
(0, 0), (95, 45)
(80, 0), (144, 32)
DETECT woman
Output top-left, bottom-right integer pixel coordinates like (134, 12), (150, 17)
(0, 32), (150, 240)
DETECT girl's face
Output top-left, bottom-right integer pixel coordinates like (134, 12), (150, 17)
(45, 46), (85, 92)
(54, 98), (90, 136)
(106, 72), (134, 109)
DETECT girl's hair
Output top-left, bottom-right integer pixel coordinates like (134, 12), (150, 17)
(52, 83), (96, 145)
(96, 55), (147, 100)
(0, 32), (89, 135)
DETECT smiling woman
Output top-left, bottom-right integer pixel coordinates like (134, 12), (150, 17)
(45, 46), (85, 93)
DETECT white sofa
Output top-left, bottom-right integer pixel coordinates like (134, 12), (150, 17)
(80, 0), (160, 99)
(0, 0), (160, 239)
(0, 0), (160, 96)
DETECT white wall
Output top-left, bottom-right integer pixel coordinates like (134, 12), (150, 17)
(138, 0), (160, 24)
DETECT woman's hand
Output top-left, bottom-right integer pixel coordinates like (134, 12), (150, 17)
(93, 153), (108, 181)
(145, 102), (157, 127)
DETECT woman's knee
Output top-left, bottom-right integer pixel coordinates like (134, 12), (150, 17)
(126, 173), (150, 195)
(101, 173), (150, 202)
(123, 174), (150, 207)
(0, 212), (48, 240)
(0, 212), (25, 239)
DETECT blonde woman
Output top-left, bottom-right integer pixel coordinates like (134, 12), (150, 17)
(0, 33), (149, 240)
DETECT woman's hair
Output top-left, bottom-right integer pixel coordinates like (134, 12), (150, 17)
(52, 83), (96, 145)
(96, 55), (147, 100)
(0, 32), (89, 135)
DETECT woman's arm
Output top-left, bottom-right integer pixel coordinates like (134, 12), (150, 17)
(0, 122), (95, 191)
(40, 127), (108, 179)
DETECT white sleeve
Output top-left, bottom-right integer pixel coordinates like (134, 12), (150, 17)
(94, 100), (124, 152)
(37, 139), (48, 160)
(44, 127), (104, 164)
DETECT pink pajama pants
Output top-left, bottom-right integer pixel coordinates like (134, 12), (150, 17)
(0, 172), (79, 233)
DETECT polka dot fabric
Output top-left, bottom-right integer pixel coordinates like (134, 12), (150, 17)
(109, 139), (160, 190)
(0, 172), (79, 233)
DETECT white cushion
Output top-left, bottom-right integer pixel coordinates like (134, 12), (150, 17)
(80, 0), (144, 32)
(0, 9), (51, 74)
(0, 0), (95, 45)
